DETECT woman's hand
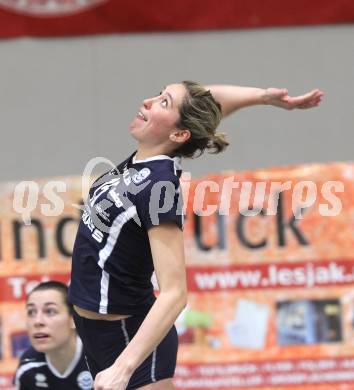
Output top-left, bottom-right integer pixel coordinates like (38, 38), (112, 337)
(94, 361), (133, 390)
(263, 88), (324, 110)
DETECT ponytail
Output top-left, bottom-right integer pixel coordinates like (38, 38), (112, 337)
(173, 81), (229, 159)
(207, 132), (229, 154)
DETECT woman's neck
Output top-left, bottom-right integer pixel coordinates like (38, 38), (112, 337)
(135, 148), (171, 161)
(46, 332), (77, 375)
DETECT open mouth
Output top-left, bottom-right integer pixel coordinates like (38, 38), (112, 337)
(137, 111), (147, 121)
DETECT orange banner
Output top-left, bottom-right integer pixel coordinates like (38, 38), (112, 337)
(0, 162), (353, 389)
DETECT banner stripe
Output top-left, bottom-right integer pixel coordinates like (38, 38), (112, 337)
(0, 0), (353, 38)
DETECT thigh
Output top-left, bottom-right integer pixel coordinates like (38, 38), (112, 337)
(74, 312), (178, 388)
(128, 325), (178, 389)
(73, 312), (128, 378)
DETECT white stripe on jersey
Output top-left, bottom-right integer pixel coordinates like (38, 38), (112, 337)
(132, 153), (181, 176)
(98, 206), (138, 314)
(173, 156), (182, 175)
(46, 336), (83, 378)
(151, 348), (157, 382)
(15, 362), (47, 385)
(99, 270), (110, 314)
(132, 154), (175, 164)
(121, 319), (130, 346)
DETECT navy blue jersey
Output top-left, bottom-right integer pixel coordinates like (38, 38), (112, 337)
(69, 153), (183, 315)
(15, 337), (93, 390)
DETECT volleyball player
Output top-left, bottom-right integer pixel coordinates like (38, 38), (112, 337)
(69, 81), (323, 390)
(15, 281), (93, 389)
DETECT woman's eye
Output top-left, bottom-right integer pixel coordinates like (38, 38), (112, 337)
(161, 99), (168, 107)
(27, 309), (36, 317)
(46, 308), (57, 316)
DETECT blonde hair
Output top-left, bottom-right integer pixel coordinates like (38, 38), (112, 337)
(173, 80), (229, 158)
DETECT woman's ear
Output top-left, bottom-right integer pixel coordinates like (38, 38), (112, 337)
(170, 129), (191, 144)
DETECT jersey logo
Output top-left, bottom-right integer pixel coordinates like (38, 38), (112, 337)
(35, 373), (48, 388)
(77, 370), (93, 390)
(132, 168), (151, 184)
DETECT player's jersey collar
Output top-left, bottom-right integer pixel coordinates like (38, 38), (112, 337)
(45, 336), (82, 379)
(131, 152), (182, 177)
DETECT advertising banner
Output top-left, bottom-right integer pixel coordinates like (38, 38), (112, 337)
(175, 163), (354, 389)
(0, 162), (353, 389)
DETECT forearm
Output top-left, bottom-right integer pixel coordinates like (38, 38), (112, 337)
(207, 85), (323, 115)
(206, 85), (266, 117)
(113, 289), (186, 372)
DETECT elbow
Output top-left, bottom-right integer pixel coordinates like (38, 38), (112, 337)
(179, 290), (188, 311)
(161, 288), (188, 313)
(178, 288), (188, 313)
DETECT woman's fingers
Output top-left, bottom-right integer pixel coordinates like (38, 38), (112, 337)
(282, 89), (324, 109)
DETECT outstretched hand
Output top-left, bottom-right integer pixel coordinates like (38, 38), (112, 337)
(263, 88), (324, 110)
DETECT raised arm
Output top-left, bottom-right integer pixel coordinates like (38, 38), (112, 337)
(206, 85), (324, 117)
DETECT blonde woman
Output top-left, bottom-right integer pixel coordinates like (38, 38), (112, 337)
(69, 81), (323, 390)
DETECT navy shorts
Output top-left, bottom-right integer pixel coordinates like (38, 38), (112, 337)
(73, 312), (178, 389)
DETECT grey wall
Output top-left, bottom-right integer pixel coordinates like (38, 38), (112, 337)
(0, 25), (353, 182)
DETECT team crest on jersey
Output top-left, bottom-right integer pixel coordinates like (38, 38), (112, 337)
(132, 168), (151, 184)
(35, 373), (48, 388)
(77, 371), (93, 390)
(0, 0), (108, 16)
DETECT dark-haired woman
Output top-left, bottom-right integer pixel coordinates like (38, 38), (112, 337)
(15, 281), (93, 389)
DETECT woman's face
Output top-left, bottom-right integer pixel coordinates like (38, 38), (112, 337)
(26, 289), (74, 353)
(129, 83), (187, 147)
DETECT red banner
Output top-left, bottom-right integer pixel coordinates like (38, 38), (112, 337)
(0, 273), (70, 302)
(175, 357), (354, 389)
(0, 0), (353, 38)
(186, 260), (354, 292)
